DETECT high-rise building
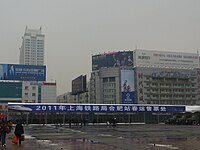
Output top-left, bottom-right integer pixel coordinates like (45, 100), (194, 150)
(19, 27), (57, 103)
(19, 26), (44, 65)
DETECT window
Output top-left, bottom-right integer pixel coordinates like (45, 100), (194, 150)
(103, 77), (108, 83)
(25, 86), (28, 90)
(32, 86), (36, 90)
(32, 93), (36, 97)
(109, 77), (115, 82)
(25, 93), (28, 96)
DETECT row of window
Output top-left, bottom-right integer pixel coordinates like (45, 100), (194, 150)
(25, 52), (44, 57)
(103, 89), (116, 93)
(146, 76), (195, 81)
(147, 100), (195, 105)
(150, 83), (194, 87)
(103, 77), (115, 83)
(103, 83), (116, 87)
(25, 39), (43, 42)
(25, 93), (36, 97)
(147, 95), (195, 98)
(103, 95), (115, 99)
(25, 47), (43, 49)
(25, 86), (36, 90)
(148, 89), (195, 92)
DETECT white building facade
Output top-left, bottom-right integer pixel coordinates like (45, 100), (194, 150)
(20, 27), (44, 66)
(22, 81), (57, 103)
(22, 81), (39, 103)
(41, 82), (57, 103)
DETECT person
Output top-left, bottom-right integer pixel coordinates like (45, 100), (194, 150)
(113, 54), (121, 67)
(112, 118), (117, 128)
(127, 55), (133, 66)
(121, 57), (127, 67)
(0, 120), (9, 147)
(123, 80), (128, 92)
(106, 120), (110, 127)
(7, 120), (13, 133)
(9, 65), (14, 76)
(14, 121), (24, 146)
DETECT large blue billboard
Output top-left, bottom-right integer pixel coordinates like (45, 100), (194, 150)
(121, 70), (135, 104)
(8, 103), (186, 113)
(0, 64), (46, 81)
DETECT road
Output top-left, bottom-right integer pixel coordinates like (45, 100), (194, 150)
(23, 124), (200, 150)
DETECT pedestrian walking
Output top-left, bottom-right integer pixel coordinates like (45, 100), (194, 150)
(0, 120), (9, 147)
(7, 120), (13, 133)
(112, 117), (117, 128)
(14, 121), (24, 146)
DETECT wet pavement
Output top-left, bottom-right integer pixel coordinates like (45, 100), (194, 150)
(4, 124), (200, 150)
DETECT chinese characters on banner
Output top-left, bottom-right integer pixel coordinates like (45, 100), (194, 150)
(8, 103), (186, 113)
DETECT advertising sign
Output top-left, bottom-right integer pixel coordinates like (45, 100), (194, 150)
(92, 51), (133, 71)
(121, 70), (135, 104)
(8, 103), (186, 113)
(72, 75), (87, 94)
(0, 82), (22, 98)
(0, 64), (46, 81)
(134, 49), (199, 68)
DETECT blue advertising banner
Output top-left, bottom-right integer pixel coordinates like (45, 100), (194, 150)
(8, 103), (186, 113)
(121, 70), (135, 104)
(122, 92), (134, 104)
(0, 64), (46, 81)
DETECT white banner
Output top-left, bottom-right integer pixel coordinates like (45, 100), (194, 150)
(134, 50), (199, 68)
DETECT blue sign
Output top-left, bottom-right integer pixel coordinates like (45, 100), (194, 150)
(0, 64), (46, 81)
(8, 103), (186, 113)
(122, 92), (134, 104)
(121, 70), (135, 104)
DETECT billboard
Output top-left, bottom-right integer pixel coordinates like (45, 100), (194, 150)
(121, 70), (135, 104)
(72, 75), (87, 95)
(0, 64), (46, 81)
(0, 82), (22, 98)
(134, 49), (199, 68)
(8, 103), (186, 113)
(92, 51), (133, 71)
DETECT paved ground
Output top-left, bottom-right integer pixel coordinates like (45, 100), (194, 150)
(3, 124), (200, 150)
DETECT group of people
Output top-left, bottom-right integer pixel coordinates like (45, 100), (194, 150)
(0, 120), (24, 147)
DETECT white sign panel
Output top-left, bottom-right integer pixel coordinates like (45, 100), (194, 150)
(134, 50), (199, 68)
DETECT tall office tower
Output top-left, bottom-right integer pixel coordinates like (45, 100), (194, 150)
(19, 26), (45, 65)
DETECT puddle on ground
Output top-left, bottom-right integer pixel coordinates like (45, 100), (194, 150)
(37, 138), (122, 150)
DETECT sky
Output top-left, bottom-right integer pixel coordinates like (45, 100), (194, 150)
(0, 0), (200, 95)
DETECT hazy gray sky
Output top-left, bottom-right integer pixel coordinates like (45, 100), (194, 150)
(0, 0), (200, 95)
